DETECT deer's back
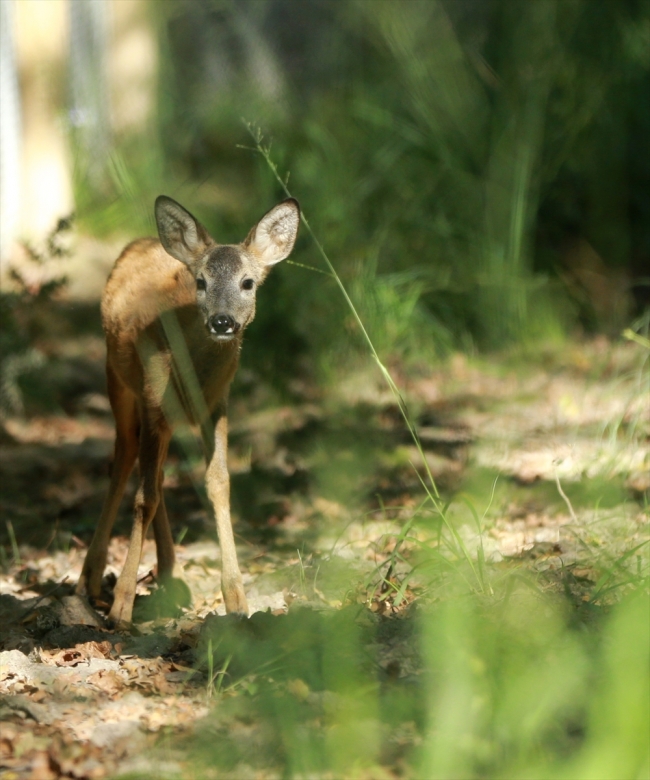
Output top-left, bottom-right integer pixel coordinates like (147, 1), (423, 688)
(102, 239), (195, 337)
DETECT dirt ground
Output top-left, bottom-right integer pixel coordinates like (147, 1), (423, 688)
(1, 321), (648, 778)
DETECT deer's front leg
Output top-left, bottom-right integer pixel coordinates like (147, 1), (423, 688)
(206, 410), (248, 615)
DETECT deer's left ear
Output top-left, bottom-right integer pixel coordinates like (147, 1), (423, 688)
(155, 195), (212, 270)
(244, 198), (300, 266)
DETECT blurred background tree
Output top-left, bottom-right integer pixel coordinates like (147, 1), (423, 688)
(2, 0), (649, 384)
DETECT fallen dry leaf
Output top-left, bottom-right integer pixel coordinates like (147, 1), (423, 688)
(39, 648), (85, 668)
(76, 641), (114, 660)
(86, 669), (126, 697)
(51, 673), (84, 696)
(120, 657), (176, 695)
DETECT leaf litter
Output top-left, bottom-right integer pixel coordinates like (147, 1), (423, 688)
(0, 335), (648, 778)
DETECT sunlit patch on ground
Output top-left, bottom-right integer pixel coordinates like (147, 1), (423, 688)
(1, 338), (648, 777)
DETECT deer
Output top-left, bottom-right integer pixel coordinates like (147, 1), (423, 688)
(76, 195), (301, 626)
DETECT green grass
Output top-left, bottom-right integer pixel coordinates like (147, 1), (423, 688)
(170, 559), (647, 780)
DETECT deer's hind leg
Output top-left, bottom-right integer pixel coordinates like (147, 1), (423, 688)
(152, 493), (192, 610)
(77, 367), (138, 599)
(108, 406), (171, 626)
(153, 491), (175, 581)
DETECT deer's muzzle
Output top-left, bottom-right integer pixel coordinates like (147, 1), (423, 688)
(209, 314), (240, 339)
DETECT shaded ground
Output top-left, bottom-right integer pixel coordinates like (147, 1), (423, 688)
(1, 317), (648, 777)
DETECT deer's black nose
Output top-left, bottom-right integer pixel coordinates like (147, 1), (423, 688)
(209, 314), (237, 336)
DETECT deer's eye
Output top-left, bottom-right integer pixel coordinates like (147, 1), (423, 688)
(196, 278), (207, 292)
(242, 278), (255, 291)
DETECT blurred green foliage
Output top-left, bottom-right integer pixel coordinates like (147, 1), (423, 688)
(173, 567), (648, 779)
(0, 219), (71, 417)
(76, 0), (650, 383)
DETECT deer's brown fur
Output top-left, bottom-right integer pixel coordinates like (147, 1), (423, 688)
(76, 196), (300, 625)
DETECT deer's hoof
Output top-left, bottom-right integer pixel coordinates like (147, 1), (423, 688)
(107, 596), (134, 629)
(223, 584), (249, 617)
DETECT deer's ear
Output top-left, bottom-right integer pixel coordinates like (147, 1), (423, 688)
(244, 198), (300, 267)
(155, 196), (212, 268)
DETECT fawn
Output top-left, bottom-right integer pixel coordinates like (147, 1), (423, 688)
(76, 195), (300, 625)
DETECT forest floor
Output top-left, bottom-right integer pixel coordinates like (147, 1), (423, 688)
(0, 307), (648, 778)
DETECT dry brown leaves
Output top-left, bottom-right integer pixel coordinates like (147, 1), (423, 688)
(39, 641), (116, 668)
(1, 720), (124, 780)
(1, 638), (206, 779)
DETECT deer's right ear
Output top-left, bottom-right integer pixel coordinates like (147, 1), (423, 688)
(155, 196), (211, 268)
(244, 198), (300, 267)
